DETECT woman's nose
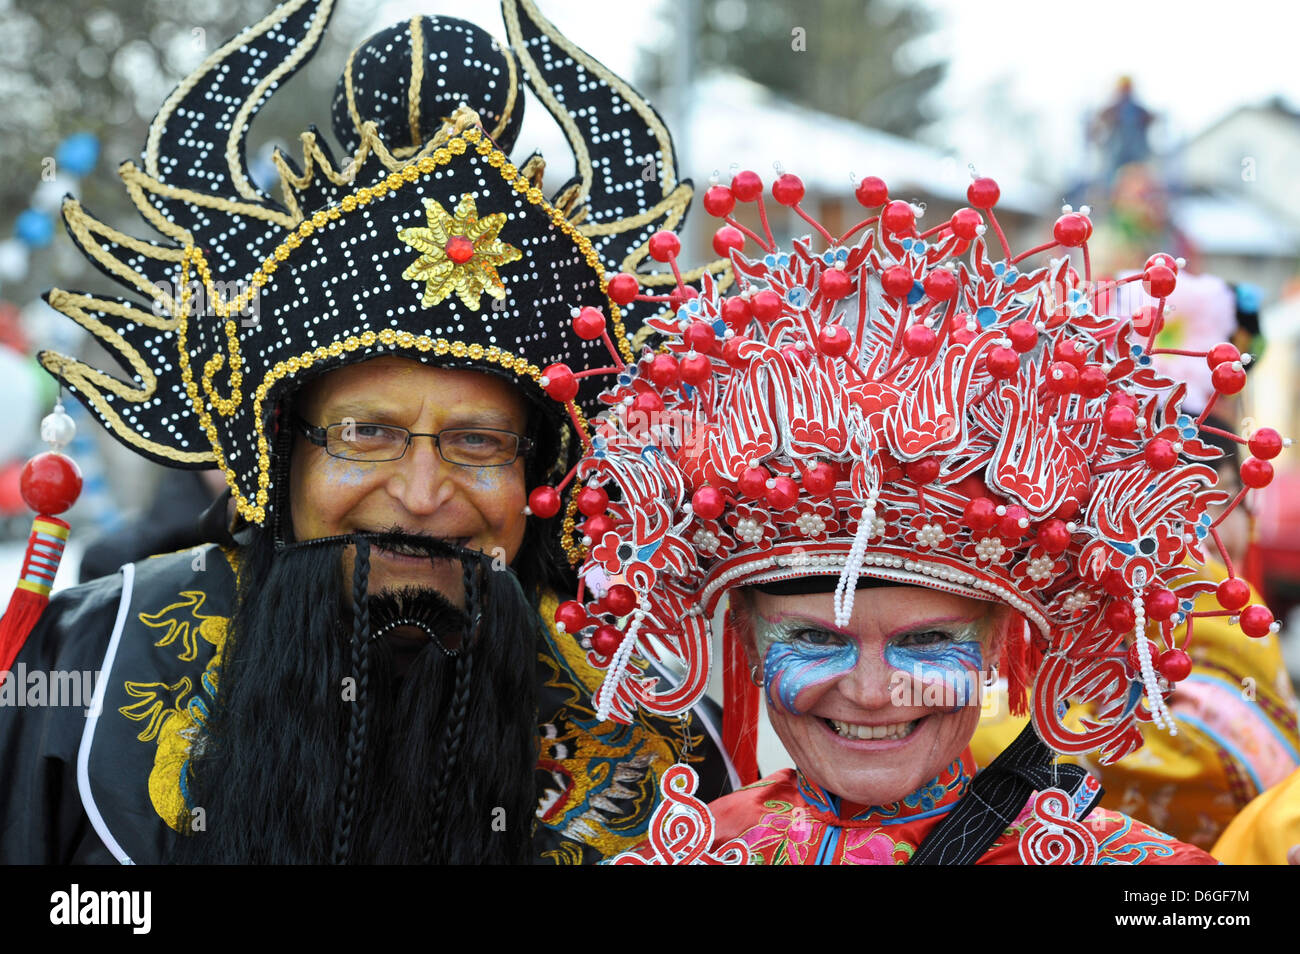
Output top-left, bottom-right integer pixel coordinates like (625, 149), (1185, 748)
(834, 647), (897, 711)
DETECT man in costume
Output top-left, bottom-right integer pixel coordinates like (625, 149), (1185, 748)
(0, 0), (733, 864)
(541, 168), (1283, 864)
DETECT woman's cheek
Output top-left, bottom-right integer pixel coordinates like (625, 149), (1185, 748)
(763, 640), (859, 715)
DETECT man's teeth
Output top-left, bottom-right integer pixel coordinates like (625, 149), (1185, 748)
(830, 718), (918, 741)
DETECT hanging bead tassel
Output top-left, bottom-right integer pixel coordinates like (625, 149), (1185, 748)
(0, 402), (82, 679)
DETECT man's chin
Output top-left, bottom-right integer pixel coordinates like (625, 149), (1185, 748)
(353, 548), (467, 608)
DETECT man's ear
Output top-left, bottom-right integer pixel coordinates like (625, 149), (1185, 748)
(986, 603), (1018, 669)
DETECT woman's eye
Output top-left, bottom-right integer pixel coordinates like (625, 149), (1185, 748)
(789, 629), (839, 647)
(895, 630), (950, 648)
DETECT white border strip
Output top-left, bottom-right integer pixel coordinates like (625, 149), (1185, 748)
(77, 562), (136, 865)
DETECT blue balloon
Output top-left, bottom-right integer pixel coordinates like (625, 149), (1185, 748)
(55, 132), (100, 177)
(16, 209), (55, 247)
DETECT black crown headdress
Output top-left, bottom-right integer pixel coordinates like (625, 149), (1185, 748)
(40, 0), (709, 525)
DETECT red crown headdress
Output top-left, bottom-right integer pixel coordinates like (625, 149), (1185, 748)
(530, 167), (1284, 774)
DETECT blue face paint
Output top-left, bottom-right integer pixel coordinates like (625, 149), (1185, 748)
(883, 624), (983, 708)
(754, 614), (859, 715)
(321, 458), (373, 487)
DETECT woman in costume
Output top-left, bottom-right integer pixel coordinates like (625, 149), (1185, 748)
(0, 0), (734, 864)
(535, 167), (1285, 864)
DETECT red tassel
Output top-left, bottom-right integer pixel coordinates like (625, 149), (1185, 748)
(1001, 615), (1034, 718)
(722, 609), (761, 786)
(0, 515), (69, 678)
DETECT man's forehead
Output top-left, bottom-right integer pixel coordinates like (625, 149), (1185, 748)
(298, 356), (529, 422)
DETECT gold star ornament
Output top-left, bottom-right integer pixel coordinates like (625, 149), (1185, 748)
(398, 194), (523, 311)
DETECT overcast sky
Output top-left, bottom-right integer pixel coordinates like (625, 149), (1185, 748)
(367, 0), (1300, 183)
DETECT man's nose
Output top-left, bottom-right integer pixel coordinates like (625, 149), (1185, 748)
(385, 435), (454, 514)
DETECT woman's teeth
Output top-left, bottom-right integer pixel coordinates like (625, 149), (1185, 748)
(829, 718), (918, 741)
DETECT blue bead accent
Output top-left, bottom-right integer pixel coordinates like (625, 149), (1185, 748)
(976, 306), (999, 328)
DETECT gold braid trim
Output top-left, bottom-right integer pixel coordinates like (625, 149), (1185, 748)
(61, 197), (187, 304)
(494, 44), (520, 142)
(40, 291), (214, 465)
(408, 16), (425, 149)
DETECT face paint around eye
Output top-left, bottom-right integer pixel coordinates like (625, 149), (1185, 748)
(754, 613), (860, 715)
(882, 622), (984, 709)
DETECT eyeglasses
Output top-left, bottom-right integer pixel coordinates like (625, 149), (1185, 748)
(297, 419), (533, 467)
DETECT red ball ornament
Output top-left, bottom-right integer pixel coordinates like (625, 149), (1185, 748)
(820, 268), (852, 300)
(751, 289), (783, 321)
(1217, 577), (1251, 611)
(702, 184), (736, 218)
(881, 265), (914, 298)
(576, 485), (610, 517)
(19, 452), (82, 515)
(720, 296), (751, 330)
(554, 601), (589, 633)
(1053, 338), (1088, 370)
(723, 336), (750, 368)
(1036, 519), (1071, 554)
(1206, 342), (1240, 369)
(1045, 360), (1079, 394)
(902, 324), (938, 358)
(802, 462), (837, 497)
(1157, 648), (1192, 682)
(1211, 362), (1247, 395)
(854, 175), (888, 207)
(767, 475), (799, 509)
(583, 514), (615, 541)
(881, 200), (916, 234)
(680, 353), (713, 386)
(691, 485), (726, 520)
(1007, 320), (1038, 353)
(646, 354), (681, 388)
(963, 497), (998, 532)
(591, 625), (623, 656)
(1052, 212), (1092, 247)
(573, 306), (606, 340)
(648, 230), (681, 262)
(712, 225), (745, 257)
(997, 504), (1030, 540)
(1102, 405), (1137, 438)
(1142, 265), (1177, 298)
(1126, 639), (1159, 674)
(1106, 390), (1139, 411)
(1240, 604), (1275, 638)
(966, 177), (1000, 209)
(1249, 427), (1284, 460)
(1146, 253), (1179, 275)
(541, 362), (579, 402)
(1131, 305), (1164, 337)
(602, 583), (638, 617)
(771, 173), (805, 206)
(950, 207), (982, 240)
(1102, 570), (1132, 597)
(528, 486), (562, 519)
(683, 321), (717, 355)
(607, 272), (640, 306)
(986, 346), (1020, 379)
(923, 269), (957, 301)
(818, 324), (852, 358)
(904, 457), (940, 484)
(1146, 589), (1178, 621)
(631, 391), (665, 418)
(738, 465), (770, 499)
(1240, 457), (1273, 488)
(1104, 600), (1136, 632)
(1078, 365), (1109, 398)
(1143, 438), (1178, 471)
(730, 170), (763, 202)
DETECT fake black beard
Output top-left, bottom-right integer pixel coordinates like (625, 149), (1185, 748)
(170, 529), (539, 864)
